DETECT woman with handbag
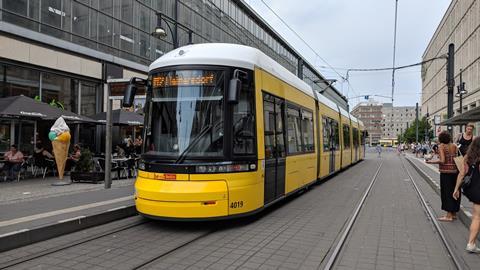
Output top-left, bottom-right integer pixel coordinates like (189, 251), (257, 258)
(455, 123), (475, 156)
(453, 136), (480, 253)
(427, 131), (460, 221)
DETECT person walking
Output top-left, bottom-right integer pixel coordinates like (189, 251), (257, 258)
(426, 131), (460, 221)
(456, 123), (475, 156)
(453, 136), (480, 253)
(376, 144), (382, 158)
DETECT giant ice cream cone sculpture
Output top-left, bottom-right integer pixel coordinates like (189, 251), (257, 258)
(49, 117), (71, 180)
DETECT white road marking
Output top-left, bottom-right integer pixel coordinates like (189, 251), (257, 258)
(58, 216), (86, 223)
(0, 229), (29, 238)
(107, 206), (126, 212)
(0, 196), (133, 228)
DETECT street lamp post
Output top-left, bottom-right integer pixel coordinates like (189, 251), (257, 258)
(152, 12), (193, 49)
(456, 68), (467, 132)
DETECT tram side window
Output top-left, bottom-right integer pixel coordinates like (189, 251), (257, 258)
(322, 116), (331, 151)
(263, 100), (276, 159)
(343, 124), (351, 149)
(232, 78), (255, 155)
(287, 106), (302, 154)
(302, 110), (314, 152)
(353, 128), (359, 147)
(331, 120), (340, 150)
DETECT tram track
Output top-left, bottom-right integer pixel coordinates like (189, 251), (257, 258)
(400, 157), (464, 270)
(322, 157), (464, 270)
(321, 161), (384, 270)
(0, 218), (149, 270)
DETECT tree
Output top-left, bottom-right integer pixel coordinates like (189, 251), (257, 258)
(400, 117), (433, 143)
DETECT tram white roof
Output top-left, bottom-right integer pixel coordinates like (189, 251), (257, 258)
(350, 115), (358, 124)
(316, 93), (339, 113)
(339, 107), (350, 119)
(149, 43), (314, 98)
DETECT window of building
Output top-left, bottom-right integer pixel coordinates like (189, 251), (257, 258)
(287, 106), (302, 154)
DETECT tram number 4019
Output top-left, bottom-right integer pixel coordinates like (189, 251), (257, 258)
(230, 201), (244, 209)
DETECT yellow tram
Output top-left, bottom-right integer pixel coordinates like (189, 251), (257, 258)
(123, 43), (365, 220)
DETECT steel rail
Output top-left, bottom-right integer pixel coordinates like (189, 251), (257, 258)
(0, 219), (148, 270)
(323, 161), (383, 270)
(400, 158), (464, 270)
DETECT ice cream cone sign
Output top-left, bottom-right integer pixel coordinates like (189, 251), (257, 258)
(49, 117), (71, 179)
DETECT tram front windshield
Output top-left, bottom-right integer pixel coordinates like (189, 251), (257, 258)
(147, 69), (225, 160)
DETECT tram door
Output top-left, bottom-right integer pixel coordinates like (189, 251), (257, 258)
(263, 94), (286, 204)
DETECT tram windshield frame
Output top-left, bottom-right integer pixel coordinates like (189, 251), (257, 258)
(142, 66), (257, 164)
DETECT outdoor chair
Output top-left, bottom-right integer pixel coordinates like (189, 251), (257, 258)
(97, 158), (125, 180)
(32, 153), (56, 179)
(15, 160), (29, 182)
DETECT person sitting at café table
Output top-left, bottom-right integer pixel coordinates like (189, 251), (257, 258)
(115, 145), (126, 158)
(2, 145), (24, 181)
(66, 144), (81, 171)
(34, 143), (54, 159)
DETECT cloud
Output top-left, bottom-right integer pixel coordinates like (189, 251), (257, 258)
(247, 0), (451, 107)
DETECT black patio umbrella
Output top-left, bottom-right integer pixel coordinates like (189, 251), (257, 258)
(91, 109), (144, 126)
(0, 95), (96, 123)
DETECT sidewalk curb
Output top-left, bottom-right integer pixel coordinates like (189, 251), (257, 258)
(405, 157), (472, 230)
(0, 205), (136, 252)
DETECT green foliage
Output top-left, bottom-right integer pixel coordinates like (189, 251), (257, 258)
(74, 149), (94, 172)
(399, 117), (433, 143)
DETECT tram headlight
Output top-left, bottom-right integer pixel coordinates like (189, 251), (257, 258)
(195, 163), (257, 173)
(138, 160), (146, 170)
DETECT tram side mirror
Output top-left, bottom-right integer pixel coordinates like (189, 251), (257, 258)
(228, 78), (241, 104)
(123, 83), (137, 107)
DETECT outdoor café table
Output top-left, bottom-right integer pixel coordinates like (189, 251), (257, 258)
(112, 157), (129, 179)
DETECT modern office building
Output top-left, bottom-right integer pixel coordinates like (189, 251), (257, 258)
(351, 99), (383, 145)
(422, 0), (480, 131)
(381, 104), (417, 140)
(0, 0), (347, 152)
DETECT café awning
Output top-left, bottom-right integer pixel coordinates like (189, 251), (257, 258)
(440, 106), (480, 126)
(0, 95), (96, 123)
(91, 109), (144, 126)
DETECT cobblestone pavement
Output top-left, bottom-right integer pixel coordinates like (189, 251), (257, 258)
(4, 153), (480, 270)
(0, 176), (134, 205)
(3, 156), (381, 270)
(335, 154), (454, 270)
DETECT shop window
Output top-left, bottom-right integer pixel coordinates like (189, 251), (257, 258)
(1, 66), (40, 98)
(287, 106), (302, 154)
(80, 83), (97, 116)
(41, 72), (75, 112)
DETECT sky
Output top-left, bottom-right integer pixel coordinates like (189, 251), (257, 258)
(245, 0), (452, 109)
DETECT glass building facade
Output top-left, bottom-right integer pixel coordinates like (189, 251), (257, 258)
(0, 0), (347, 152)
(0, 0), (346, 105)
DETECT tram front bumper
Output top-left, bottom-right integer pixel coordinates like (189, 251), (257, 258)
(135, 176), (229, 219)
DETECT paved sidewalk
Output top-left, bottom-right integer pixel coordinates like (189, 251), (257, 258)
(0, 176), (134, 205)
(0, 176), (135, 250)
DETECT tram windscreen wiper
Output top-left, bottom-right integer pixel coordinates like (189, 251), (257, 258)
(174, 123), (214, 164)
